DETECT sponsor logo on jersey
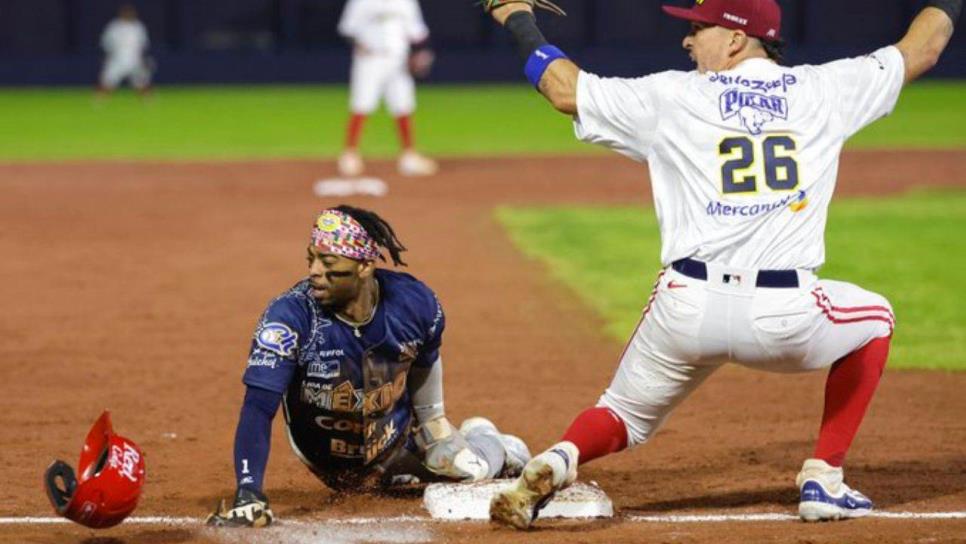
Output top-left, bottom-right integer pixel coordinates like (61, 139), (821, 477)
(429, 297), (443, 335)
(247, 349), (279, 369)
(256, 322), (298, 357)
(363, 372), (408, 416)
(398, 341), (420, 366)
(706, 190), (808, 217)
(302, 380), (364, 412)
(365, 419), (398, 462)
(719, 89), (788, 135)
(330, 437), (364, 458)
(315, 415), (365, 434)
(709, 73), (798, 93)
(788, 190), (809, 212)
(307, 359), (340, 379)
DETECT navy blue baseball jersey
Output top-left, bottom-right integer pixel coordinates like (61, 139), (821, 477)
(242, 269), (445, 477)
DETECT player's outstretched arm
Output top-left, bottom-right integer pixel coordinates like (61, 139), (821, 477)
(206, 386), (280, 528)
(488, 3), (579, 115)
(896, 1), (960, 84)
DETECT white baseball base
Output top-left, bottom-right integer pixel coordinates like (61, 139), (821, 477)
(313, 177), (388, 197)
(423, 479), (613, 521)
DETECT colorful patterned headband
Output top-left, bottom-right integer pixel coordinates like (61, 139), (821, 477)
(311, 210), (382, 261)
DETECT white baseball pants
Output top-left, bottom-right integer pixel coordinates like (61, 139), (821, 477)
(349, 53), (415, 116)
(599, 262), (895, 446)
(100, 54), (151, 90)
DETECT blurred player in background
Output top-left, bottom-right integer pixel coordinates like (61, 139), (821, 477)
(337, 0), (439, 177)
(97, 4), (153, 97)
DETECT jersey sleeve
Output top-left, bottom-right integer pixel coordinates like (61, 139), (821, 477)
(100, 23), (116, 52)
(242, 295), (309, 394)
(337, 0), (365, 39)
(414, 290), (445, 368)
(815, 46), (905, 139)
(405, 0), (430, 43)
(573, 70), (669, 162)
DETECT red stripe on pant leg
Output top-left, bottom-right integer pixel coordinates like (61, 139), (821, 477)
(614, 270), (665, 366)
(561, 407), (629, 465)
(813, 336), (891, 467)
(813, 288), (895, 321)
(812, 291), (895, 334)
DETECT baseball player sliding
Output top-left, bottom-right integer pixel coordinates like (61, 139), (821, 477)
(337, 0), (439, 177)
(206, 206), (530, 528)
(480, 0), (961, 529)
(97, 4), (152, 97)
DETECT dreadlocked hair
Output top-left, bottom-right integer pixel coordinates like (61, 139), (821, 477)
(761, 37), (786, 64)
(334, 205), (408, 266)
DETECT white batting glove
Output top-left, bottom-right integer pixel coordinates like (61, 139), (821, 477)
(416, 417), (490, 481)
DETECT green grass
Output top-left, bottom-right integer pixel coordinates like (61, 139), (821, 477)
(0, 81), (963, 161)
(496, 190), (966, 371)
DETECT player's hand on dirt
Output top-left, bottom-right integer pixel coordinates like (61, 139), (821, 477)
(481, 0), (566, 25)
(417, 417), (490, 481)
(205, 487), (274, 528)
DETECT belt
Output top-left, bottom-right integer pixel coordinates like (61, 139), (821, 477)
(671, 258), (799, 288)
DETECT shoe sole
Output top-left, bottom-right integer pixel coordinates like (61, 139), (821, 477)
(799, 501), (871, 522)
(489, 461), (556, 530)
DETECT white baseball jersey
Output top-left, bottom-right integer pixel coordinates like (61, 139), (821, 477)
(338, 0), (429, 58)
(574, 46), (905, 271)
(101, 19), (149, 63)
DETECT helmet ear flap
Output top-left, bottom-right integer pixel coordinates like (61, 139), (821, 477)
(44, 460), (78, 514)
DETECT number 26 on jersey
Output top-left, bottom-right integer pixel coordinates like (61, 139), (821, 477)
(718, 135), (799, 194)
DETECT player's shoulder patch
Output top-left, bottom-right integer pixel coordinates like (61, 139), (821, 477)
(256, 322), (299, 357)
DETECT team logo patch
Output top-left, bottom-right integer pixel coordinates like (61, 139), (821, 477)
(307, 359), (341, 379)
(256, 322), (298, 357)
(719, 89), (788, 135)
(316, 212), (343, 232)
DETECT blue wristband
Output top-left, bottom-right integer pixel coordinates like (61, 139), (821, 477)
(524, 45), (568, 88)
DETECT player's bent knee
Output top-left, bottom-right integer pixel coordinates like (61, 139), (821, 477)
(596, 395), (651, 448)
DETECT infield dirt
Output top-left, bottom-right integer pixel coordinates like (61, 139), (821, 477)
(1, 151), (964, 543)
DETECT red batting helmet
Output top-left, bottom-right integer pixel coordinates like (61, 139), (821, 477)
(44, 411), (146, 529)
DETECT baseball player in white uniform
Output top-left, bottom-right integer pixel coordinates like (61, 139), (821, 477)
(337, 0), (439, 177)
(480, 0), (961, 529)
(98, 4), (152, 96)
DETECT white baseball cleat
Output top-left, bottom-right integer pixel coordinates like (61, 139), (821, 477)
(459, 417), (532, 477)
(489, 441), (578, 530)
(397, 150), (438, 177)
(796, 458), (873, 522)
(337, 150), (364, 177)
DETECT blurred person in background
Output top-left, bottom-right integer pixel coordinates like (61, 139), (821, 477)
(337, 0), (438, 177)
(97, 4), (153, 98)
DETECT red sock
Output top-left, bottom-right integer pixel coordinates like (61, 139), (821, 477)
(396, 115), (413, 150)
(813, 336), (891, 467)
(345, 113), (367, 149)
(561, 407), (628, 465)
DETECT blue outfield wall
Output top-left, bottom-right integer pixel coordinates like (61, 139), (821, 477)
(0, 0), (963, 86)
